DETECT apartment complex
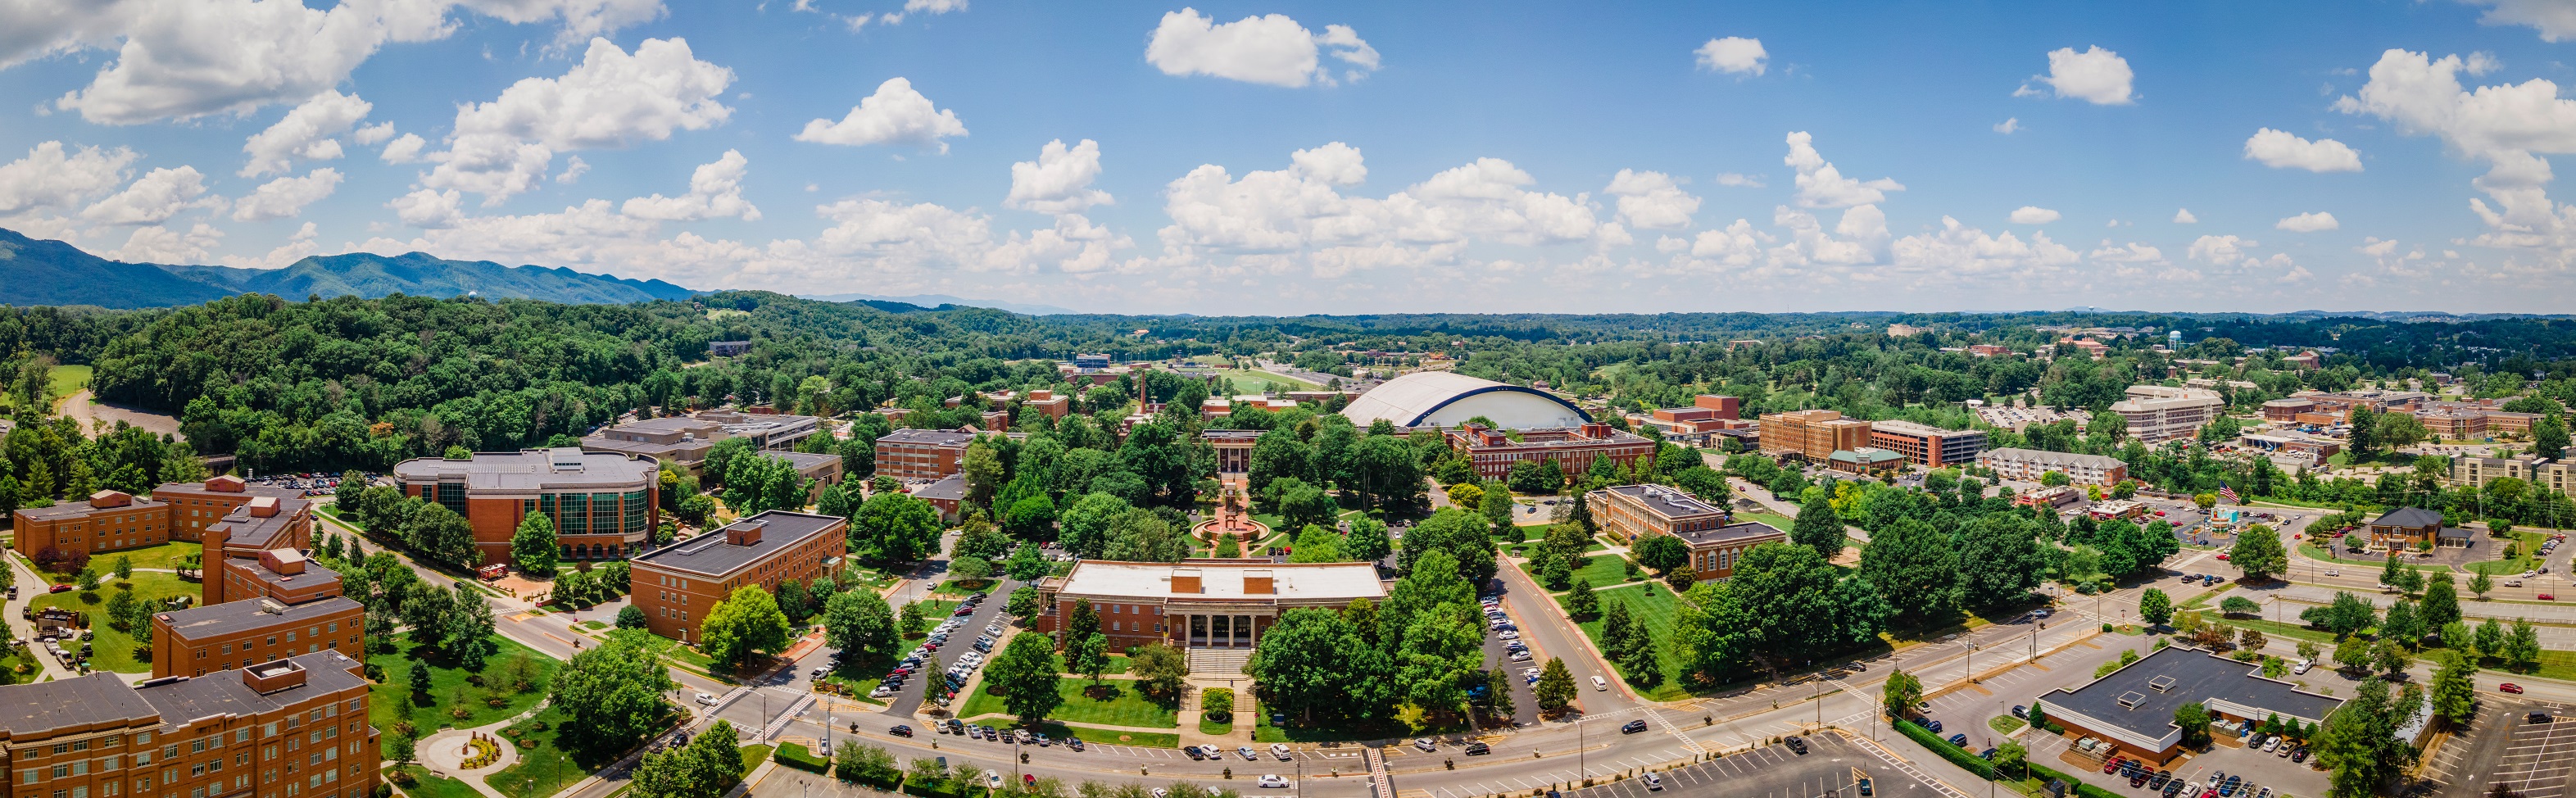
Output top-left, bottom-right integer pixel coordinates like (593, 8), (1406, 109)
(579, 410), (823, 474)
(1867, 419), (1987, 468)
(1030, 561), (1386, 651)
(13, 477), (315, 569)
(200, 498), (321, 608)
(1443, 423), (1654, 480)
(873, 428), (977, 481)
(12, 492), (173, 559)
(2451, 455), (2574, 494)
(151, 596), (365, 679)
(1757, 410), (1872, 462)
(0, 652), (379, 798)
(629, 511), (849, 644)
(391, 447), (660, 565)
(1634, 395), (1750, 443)
(156, 478), (306, 544)
(2108, 386), (2225, 442)
(2261, 398), (2317, 423)
(1976, 447), (2129, 486)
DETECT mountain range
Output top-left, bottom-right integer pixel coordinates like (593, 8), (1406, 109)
(797, 292), (1077, 315)
(0, 228), (696, 308)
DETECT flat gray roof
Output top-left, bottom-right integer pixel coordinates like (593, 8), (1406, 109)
(1672, 520), (1788, 548)
(0, 673), (162, 737)
(210, 497), (311, 551)
(1599, 484), (1723, 520)
(2043, 646), (2340, 743)
(633, 510), (846, 578)
(880, 428), (974, 447)
(392, 447), (656, 492)
(156, 596), (361, 642)
(913, 474), (966, 501)
(138, 651), (369, 722)
(14, 495), (166, 520)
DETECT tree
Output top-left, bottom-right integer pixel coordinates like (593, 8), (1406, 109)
(900, 601), (930, 636)
(512, 511), (559, 574)
(2301, 592), (2379, 636)
(2219, 596), (2261, 618)
(617, 605), (648, 629)
(446, 585), (497, 671)
(834, 741), (900, 786)
(1483, 666), (1517, 723)
(949, 555), (995, 583)
(403, 502), (478, 569)
(2374, 637), (2411, 675)
(1277, 480), (1336, 531)
(2536, 415), (2570, 461)
(1006, 587), (1041, 623)
(1957, 514), (2046, 609)
(1286, 525), (1347, 564)
(2139, 588), (2174, 627)
(823, 588), (896, 664)
(2175, 703), (2212, 749)
(984, 633), (1067, 724)
(1789, 493), (1846, 562)
(1128, 643), (1190, 699)
(2477, 618), (2507, 660)
(1345, 517), (1395, 563)
(2348, 405), (2382, 462)
(551, 629), (681, 750)
(2423, 570), (2462, 629)
(962, 442), (1005, 510)
(2433, 651), (2479, 728)
(1630, 534), (1689, 575)
(1882, 668), (1922, 719)
(1673, 466), (1728, 504)
(1858, 518), (1961, 623)
(1567, 578), (1601, 619)
(2333, 636), (2372, 673)
(407, 660), (434, 701)
(2509, 618), (2543, 671)
(1534, 657), (1577, 716)
(700, 585), (792, 672)
(2229, 529), (2288, 581)
(1395, 508), (1499, 586)
(1068, 631), (1111, 684)
(2315, 678), (2410, 798)
(386, 734), (417, 769)
(1245, 607), (1391, 723)
(1477, 482), (1515, 530)
(2471, 569), (2495, 601)
(1673, 542), (1887, 678)
(852, 491), (944, 562)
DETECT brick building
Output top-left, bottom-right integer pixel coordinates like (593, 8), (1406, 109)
(1867, 419), (1987, 468)
(1586, 484), (1731, 544)
(1442, 423), (1654, 481)
(151, 596), (365, 679)
(2261, 398), (2317, 423)
(1019, 389), (1072, 420)
(2451, 455), (2573, 493)
(873, 428), (977, 481)
(1030, 561), (1385, 652)
(2109, 386), (2225, 442)
(578, 410), (823, 475)
(628, 511), (849, 644)
(1671, 522), (1790, 582)
(1976, 447), (2129, 487)
(0, 652), (379, 798)
(391, 447), (660, 566)
(12, 492), (173, 560)
(1203, 430), (1262, 474)
(1757, 410), (1873, 462)
(199, 497), (320, 608)
(155, 478), (306, 544)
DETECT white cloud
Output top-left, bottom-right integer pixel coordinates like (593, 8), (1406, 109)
(231, 167), (342, 220)
(453, 0), (664, 48)
(81, 165), (220, 224)
(2334, 48), (2576, 265)
(2019, 45), (2134, 105)
(1713, 172), (1765, 188)
(352, 122), (396, 146)
(104, 222), (223, 263)
(1687, 220), (1770, 265)
(425, 37), (734, 204)
(792, 77), (968, 152)
(1288, 142), (1366, 187)
(240, 90), (373, 177)
(2009, 206), (2061, 224)
(2275, 211), (2339, 232)
(1993, 117), (2020, 134)
(47, 0), (449, 125)
(621, 150), (760, 221)
(380, 134), (427, 164)
(555, 156), (588, 184)
(1889, 216), (2079, 278)
(2088, 241), (2166, 264)
(1005, 139), (1113, 215)
(1603, 170), (1699, 230)
(2243, 128), (2363, 172)
(1693, 37), (1766, 76)
(1783, 131), (1902, 208)
(2456, 0), (2576, 42)
(1144, 8), (1377, 88)
(2466, 51), (2504, 75)
(2188, 234), (2258, 265)
(2173, 208), (2197, 224)
(904, 0), (967, 13)
(1766, 204), (1887, 267)
(389, 188), (465, 229)
(0, 141), (138, 215)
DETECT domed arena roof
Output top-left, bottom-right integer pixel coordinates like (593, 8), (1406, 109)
(1338, 371), (1591, 429)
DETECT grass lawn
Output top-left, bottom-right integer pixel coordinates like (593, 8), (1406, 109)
(1060, 726), (1179, 747)
(2466, 532), (2550, 576)
(2176, 611), (2338, 644)
(388, 766), (481, 798)
(1049, 653), (1131, 675)
(1519, 551), (1639, 590)
(2296, 543), (2449, 572)
(1198, 714), (1234, 735)
(936, 580), (1000, 597)
(1553, 582), (1694, 702)
(1989, 715), (2025, 735)
(737, 745), (772, 777)
(959, 677), (1178, 728)
(0, 365), (88, 411)
(50, 542), (202, 578)
(1210, 368), (1321, 392)
(29, 571), (198, 673)
(1255, 710), (1415, 743)
(487, 705), (589, 798)
(1737, 511), (1797, 531)
(367, 631), (559, 734)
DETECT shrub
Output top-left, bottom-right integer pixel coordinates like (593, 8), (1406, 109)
(774, 742), (831, 773)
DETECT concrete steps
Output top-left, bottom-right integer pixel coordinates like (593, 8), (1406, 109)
(1187, 647), (1254, 676)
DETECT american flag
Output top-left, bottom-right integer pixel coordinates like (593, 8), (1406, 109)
(2219, 482), (2239, 504)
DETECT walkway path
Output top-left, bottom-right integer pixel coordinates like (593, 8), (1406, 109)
(412, 700), (551, 798)
(2, 551), (79, 682)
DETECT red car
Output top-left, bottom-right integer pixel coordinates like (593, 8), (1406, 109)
(2545, 595), (2558, 601)
(2217, 554), (2231, 560)
(48, 584), (70, 593)
(2502, 683), (2526, 694)
(2102, 757), (2122, 774)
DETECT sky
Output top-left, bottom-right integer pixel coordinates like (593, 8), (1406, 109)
(3, 1), (2576, 315)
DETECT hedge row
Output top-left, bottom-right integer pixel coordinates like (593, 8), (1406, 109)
(1893, 719), (2122, 798)
(773, 743), (831, 774)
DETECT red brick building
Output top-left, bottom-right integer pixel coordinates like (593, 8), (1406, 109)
(1030, 561), (1385, 651)
(873, 428), (977, 481)
(1444, 422), (1654, 480)
(392, 447), (660, 566)
(628, 511), (849, 644)
(0, 652), (379, 798)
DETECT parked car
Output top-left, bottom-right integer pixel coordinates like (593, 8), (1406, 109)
(1463, 742), (1490, 755)
(1785, 737), (1807, 755)
(1643, 774), (1662, 792)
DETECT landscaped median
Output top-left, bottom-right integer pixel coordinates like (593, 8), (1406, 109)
(1892, 718), (2124, 798)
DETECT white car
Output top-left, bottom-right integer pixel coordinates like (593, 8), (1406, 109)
(1257, 775), (1289, 789)
(1270, 743), (1291, 759)
(1498, 631), (1521, 640)
(694, 692), (719, 706)
(2292, 660), (2313, 674)
(1644, 773), (1663, 791)
(1592, 676), (1608, 691)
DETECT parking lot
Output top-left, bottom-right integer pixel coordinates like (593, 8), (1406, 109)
(2429, 701), (2576, 798)
(1559, 736), (1940, 798)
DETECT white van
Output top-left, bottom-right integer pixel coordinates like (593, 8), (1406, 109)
(1592, 676), (1608, 691)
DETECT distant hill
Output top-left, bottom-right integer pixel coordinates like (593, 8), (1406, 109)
(800, 292), (1077, 315)
(0, 228), (699, 307)
(0, 228), (238, 308)
(164, 252), (697, 305)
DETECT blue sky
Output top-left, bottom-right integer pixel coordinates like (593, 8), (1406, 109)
(2, 0), (2574, 315)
